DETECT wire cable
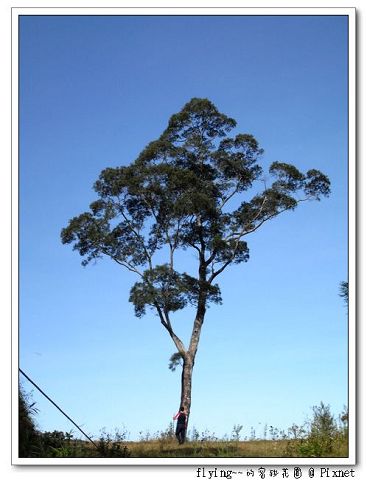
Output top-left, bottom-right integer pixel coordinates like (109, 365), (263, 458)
(19, 368), (98, 448)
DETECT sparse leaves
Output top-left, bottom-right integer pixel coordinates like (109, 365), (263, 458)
(169, 352), (184, 371)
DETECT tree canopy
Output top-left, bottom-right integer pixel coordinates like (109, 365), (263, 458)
(62, 98), (330, 325)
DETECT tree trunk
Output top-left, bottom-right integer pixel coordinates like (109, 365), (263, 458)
(177, 258), (208, 427)
(179, 304), (206, 426)
(180, 355), (194, 422)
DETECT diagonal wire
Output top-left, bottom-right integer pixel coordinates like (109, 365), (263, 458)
(19, 368), (98, 448)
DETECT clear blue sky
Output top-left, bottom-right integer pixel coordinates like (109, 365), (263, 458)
(19, 14), (349, 442)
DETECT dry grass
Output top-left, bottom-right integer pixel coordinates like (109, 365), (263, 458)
(123, 437), (348, 458)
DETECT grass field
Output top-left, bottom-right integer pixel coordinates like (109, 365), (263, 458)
(120, 436), (348, 458)
(20, 389), (349, 459)
(125, 439), (292, 458)
(52, 425), (347, 458)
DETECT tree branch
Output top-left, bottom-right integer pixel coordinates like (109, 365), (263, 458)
(224, 194), (268, 242)
(154, 303), (186, 355)
(208, 197), (303, 282)
(101, 249), (144, 278)
(113, 198), (153, 270)
(240, 197), (311, 238)
(87, 218), (145, 277)
(139, 193), (178, 271)
(218, 181), (241, 211)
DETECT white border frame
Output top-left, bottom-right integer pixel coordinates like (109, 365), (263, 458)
(11, 6), (356, 466)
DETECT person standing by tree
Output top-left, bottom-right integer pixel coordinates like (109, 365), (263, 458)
(173, 406), (187, 444)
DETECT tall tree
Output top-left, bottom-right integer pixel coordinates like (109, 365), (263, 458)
(61, 98), (330, 424)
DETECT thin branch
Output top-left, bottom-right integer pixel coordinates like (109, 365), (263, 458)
(173, 218), (183, 250)
(224, 194), (268, 242)
(240, 197), (311, 238)
(103, 251), (144, 278)
(112, 198), (153, 270)
(192, 213), (208, 267)
(208, 259), (231, 283)
(207, 195), (269, 280)
(218, 181), (241, 211)
(139, 193), (177, 270)
(187, 241), (201, 254)
(240, 209), (288, 237)
(208, 200), (302, 283)
(204, 249), (217, 267)
(87, 217), (145, 277)
(154, 303), (186, 354)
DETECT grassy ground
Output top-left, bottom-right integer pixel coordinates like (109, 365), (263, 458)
(18, 432), (348, 458)
(123, 436), (348, 458)
(125, 439), (288, 458)
(19, 390), (349, 459)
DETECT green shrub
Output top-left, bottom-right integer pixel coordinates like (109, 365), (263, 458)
(18, 386), (43, 457)
(95, 428), (130, 458)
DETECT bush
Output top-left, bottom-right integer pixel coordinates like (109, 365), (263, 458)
(284, 402), (346, 458)
(298, 402), (337, 457)
(96, 429), (130, 458)
(18, 386), (44, 457)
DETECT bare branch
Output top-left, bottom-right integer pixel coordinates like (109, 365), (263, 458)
(102, 249), (145, 278)
(154, 303), (186, 355)
(240, 197), (311, 238)
(208, 198), (304, 283)
(208, 259), (231, 283)
(187, 241), (201, 254)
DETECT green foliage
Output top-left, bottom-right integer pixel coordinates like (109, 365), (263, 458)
(298, 402), (338, 457)
(340, 405), (349, 428)
(95, 429), (130, 458)
(39, 430), (76, 458)
(18, 425), (131, 459)
(168, 351), (184, 371)
(18, 386), (40, 457)
(61, 98), (330, 320)
(129, 264), (222, 317)
(285, 402), (347, 458)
